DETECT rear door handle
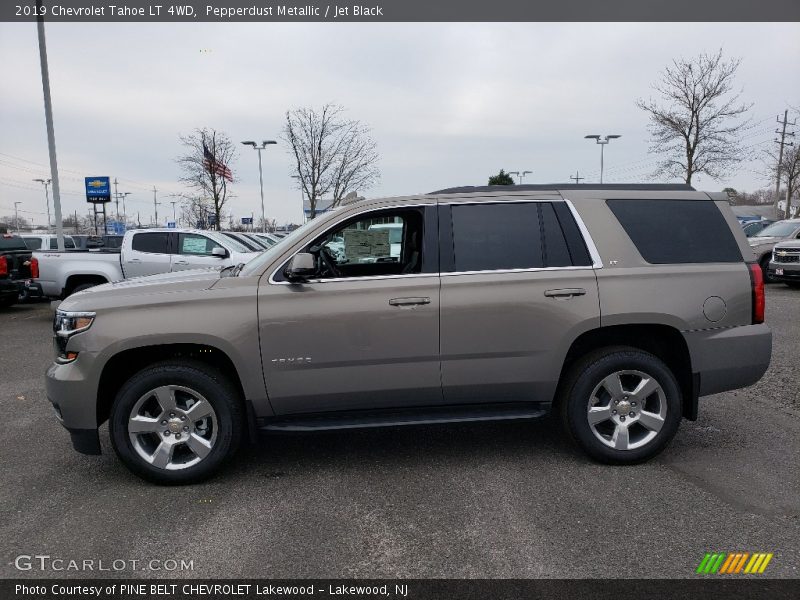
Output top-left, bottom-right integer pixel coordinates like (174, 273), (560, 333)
(389, 297), (431, 307)
(544, 288), (586, 298)
(174, 260), (189, 265)
(128, 258), (141, 263)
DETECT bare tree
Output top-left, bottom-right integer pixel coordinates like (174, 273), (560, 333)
(637, 49), (752, 185)
(177, 128), (237, 230)
(775, 145), (800, 218)
(177, 195), (215, 229)
(283, 103), (380, 219)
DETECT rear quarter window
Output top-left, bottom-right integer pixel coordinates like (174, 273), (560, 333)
(607, 199), (742, 264)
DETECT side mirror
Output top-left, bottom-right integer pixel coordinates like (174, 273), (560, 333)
(211, 246), (228, 258)
(285, 252), (316, 282)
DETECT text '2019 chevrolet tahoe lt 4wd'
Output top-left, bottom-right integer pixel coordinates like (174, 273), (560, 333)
(46, 185), (771, 483)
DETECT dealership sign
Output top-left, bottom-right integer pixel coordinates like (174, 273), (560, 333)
(85, 177), (111, 203)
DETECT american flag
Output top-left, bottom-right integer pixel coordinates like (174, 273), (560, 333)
(203, 143), (233, 182)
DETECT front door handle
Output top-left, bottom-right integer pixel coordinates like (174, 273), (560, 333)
(389, 297), (431, 307)
(544, 288), (586, 298)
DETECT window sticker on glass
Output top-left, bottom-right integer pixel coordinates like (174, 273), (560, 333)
(182, 237), (210, 254)
(343, 229), (390, 260)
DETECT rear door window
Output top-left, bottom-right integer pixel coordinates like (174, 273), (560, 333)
(451, 203), (543, 271)
(131, 232), (170, 254)
(607, 199), (742, 264)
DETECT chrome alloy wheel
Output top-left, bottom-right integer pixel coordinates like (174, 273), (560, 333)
(127, 385), (218, 470)
(586, 370), (667, 451)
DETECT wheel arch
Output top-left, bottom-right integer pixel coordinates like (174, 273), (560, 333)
(64, 273), (110, 297)
(96, 343), (256, 441)
(556, 324), (698, 421)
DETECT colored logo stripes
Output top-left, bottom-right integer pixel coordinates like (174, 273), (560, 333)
(696, 552), (773, 574)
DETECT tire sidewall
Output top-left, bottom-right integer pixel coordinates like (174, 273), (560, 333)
(109, 362), (242, 484)
(564, 349), (682, 464)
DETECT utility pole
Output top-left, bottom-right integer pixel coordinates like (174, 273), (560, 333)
(570, 171), (584, 184)
(774, 110), (797, 219)
(35, 0), (65, 251)
(113, 178), (120, 220)
(14, 202), (22, 232)
(171, 200), (177, 224)
(152, 186), (160, 225)
(33, 178), (52, 229)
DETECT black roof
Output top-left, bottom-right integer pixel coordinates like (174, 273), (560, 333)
(430, 183), (696, 194)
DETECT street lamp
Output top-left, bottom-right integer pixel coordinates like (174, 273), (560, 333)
(506, 170), (532, 184)
(241, 140), (277, 232)
(14, 201), (22, 232)
(584, 135), (621, 184)
(33, 178), (52, 229)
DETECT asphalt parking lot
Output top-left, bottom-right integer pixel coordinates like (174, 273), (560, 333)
(1, 286), (798, 579)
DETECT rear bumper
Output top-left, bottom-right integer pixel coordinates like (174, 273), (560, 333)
(768, 261), (800, 281)
(684, 323), (772, 397)
(0, 279), (21, 299)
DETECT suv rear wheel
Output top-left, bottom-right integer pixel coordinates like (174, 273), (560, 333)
(109, 361), (243, 484)
(560, 347), (682, 464)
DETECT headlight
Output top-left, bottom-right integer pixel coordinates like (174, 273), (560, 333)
(53, 310), (96, 363)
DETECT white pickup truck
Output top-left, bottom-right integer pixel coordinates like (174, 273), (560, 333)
(36, 228), (260, 298)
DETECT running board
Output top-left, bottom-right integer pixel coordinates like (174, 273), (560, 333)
(259, 403), (548, 432)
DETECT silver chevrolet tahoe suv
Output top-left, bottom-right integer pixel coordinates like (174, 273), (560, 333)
(46, 184), (772, 484)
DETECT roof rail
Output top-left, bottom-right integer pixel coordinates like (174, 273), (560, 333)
(430, 183), (696, 194)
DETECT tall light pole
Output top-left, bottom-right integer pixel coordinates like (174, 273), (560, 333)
(585, 135), (621, 184)
(506, 170), (532, 184)
(33, 178), (51, 229)
(242, 140), (277, 232)
(14, 202), (22, 232)
(171, 200), (178, 223)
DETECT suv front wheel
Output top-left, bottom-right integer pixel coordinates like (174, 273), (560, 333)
(560, 347), (682, 464)
(109, 361), (243, 484)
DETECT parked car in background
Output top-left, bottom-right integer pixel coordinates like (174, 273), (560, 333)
(35, 228), (260, 298)
(768, 240), (800, 288)
(73, 234), (124, 250)
(22, 233), (77, 250)
(742, 219), (776, 237)
(220, 231), (265, 252)
(247, 233), (279, 248)
(736, 215), (763, 224)
(0, 233), (41, 307)
(45, 185), (771, 483)
(748, 219), (800, 280)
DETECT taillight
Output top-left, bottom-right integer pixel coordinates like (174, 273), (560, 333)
(30, 257), (39, 279)
(0, 256), (7, 277)
(748, 263), (765, 324)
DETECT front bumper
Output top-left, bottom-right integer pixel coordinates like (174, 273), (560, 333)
(768, 260), (800, 282)
(684, 323), (772, 397)
(45, 350), (103, 455)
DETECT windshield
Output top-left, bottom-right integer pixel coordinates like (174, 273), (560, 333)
(206, 231), (254, 253)
(238, 220), (320, 277)
(753, 222), (798, 238)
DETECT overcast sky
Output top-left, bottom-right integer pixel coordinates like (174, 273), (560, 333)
(1, 22), (798, 227)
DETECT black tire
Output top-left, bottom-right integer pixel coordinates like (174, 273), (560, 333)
(559, 346), (682, 464)
(785, 282), (800, 289)
(0, 296), (16, 308)
(109, 361), (244, 484)
(760, 255), (775, 283)
(70, 282), (101, 295)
